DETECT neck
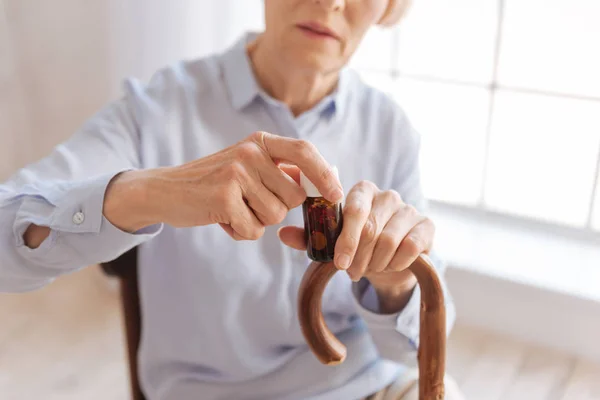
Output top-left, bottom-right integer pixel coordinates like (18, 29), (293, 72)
(247, 35), (340, 117)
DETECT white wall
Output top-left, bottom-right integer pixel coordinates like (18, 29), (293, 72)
(1, 0), (35, 179)
(109, 0), (264, 81)
(0, 0), (264, 179)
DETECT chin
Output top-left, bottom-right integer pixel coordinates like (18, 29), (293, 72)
(285, 47), (344, 74)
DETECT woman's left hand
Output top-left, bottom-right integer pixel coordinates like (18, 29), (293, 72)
(278, 180), (435, 297)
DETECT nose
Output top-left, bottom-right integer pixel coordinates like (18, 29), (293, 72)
(313, 0), (345, 12)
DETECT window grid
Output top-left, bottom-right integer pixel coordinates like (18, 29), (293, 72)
(588, 146), (600, 229)
(357, 68), (600, 104)
(357, 0), (600, 233)
(479, 0), (507, 208)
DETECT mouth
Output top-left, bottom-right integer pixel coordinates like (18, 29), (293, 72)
(296, 21), (340, 41)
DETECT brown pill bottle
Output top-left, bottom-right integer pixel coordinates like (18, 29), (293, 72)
(300, 167), (343, 262)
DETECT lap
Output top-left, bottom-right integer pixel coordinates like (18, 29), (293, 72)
(362, 369), (465, 400)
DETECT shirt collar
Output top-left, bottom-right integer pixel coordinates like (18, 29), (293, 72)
(221, 32), (352, 116)
(221, 33), (261, 111)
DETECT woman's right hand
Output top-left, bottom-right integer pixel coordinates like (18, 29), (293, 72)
(103, 131), (343, 240)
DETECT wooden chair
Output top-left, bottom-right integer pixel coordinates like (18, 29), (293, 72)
(100, 248), (146, 400)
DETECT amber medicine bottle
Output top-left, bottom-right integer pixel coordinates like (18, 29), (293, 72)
(300, 167), (343, 262)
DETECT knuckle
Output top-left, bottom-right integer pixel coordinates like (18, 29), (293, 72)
(361, 215), (378, 242)
(404, 204), (419, 217)
(356, 180), (376, 192)
(247, 226), (265, 240)
(237, 141), (262, 160)
(402, 235), (422, 257)
(344, 201), (368, 218)
(378, 232), (399, 252)
(295, 140), (317, 159)
(384, 190), (403, 206)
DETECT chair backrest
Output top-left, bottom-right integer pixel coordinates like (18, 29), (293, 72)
(100, 248), (146, 400)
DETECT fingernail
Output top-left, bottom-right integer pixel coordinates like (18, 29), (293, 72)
(336, 254), (350, 270)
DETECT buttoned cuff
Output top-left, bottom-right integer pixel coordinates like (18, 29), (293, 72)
(13, 172), (162, 269)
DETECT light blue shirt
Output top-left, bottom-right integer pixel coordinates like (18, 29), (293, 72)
(0, 33), (455, 400)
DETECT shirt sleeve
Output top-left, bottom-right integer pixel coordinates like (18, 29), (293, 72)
(0, 79), (163, 293)
(349, 107), (456, 365)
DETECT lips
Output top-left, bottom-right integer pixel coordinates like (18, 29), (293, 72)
(297, 22), (339, 40)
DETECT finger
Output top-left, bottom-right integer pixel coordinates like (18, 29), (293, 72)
(346, 190), (398, 282)
(278, 163), (301, 185)
(259, 163), (306, 210)
(219, 223), (241, 240)
(255, 132), (343, 203)
(244, 182), (289, 226)
(369, 202), (418, 273)
(277, 226), (306, 250)
(219, 222), (264, 241)
(388, 217), (435, 272)
(226, 197), (265, 240)
(333, 181), (376, 271)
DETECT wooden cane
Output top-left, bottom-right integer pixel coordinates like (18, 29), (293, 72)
(298, 254), (446, 400)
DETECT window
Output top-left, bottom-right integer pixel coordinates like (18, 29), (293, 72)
(351, 0), (600, 232)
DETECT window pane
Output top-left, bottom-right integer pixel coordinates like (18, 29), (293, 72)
(350, 26), (394, 71)
(396, 0), (498, 84)
(485, 90), (600, 227)
(392, 78), (490, 205)
(497, 0), (600, 98)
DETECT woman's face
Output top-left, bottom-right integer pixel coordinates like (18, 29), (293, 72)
(263, 0), (390, 73)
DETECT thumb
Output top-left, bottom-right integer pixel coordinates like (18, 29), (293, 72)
(277, 226), (306, 250)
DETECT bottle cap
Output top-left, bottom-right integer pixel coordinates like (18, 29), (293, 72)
(300, 166), (338, 198)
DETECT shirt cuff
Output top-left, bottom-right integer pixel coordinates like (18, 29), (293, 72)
(395, 285), (421, 349)
(13, 171), (162, 268)
(351, 279), (421, 350)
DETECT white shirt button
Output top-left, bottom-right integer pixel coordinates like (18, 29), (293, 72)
(72, 212), (85, 225)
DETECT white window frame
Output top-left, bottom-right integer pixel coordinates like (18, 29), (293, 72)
(355, 0), (600, 236)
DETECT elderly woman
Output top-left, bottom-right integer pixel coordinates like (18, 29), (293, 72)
(0, 1), (463, 399)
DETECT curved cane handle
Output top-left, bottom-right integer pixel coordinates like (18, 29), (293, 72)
(298, 254), (446, 400)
